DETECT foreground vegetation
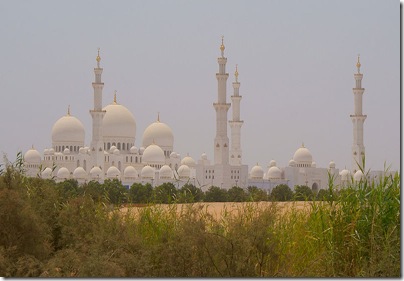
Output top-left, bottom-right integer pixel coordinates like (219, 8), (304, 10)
(0, 155), (400, 277)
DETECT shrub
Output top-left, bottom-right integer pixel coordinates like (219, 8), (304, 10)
(270, 184), (293, 201)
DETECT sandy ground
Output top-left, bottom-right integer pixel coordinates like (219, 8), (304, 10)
(119, 201), (313, 220)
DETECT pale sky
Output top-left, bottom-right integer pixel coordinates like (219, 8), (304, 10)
(0, 0), (400, 172)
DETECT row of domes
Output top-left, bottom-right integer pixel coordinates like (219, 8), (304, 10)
(51, 100), (174, 149)
(45, 163), (193, 180)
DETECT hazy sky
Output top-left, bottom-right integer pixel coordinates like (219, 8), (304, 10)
(0, 0), (400, 172)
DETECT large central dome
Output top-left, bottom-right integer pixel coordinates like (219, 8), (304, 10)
(142, 118), (174, 149)
(293, 144), (313, 166)
(103, 101), (136, 140)
(52, 111), (85, 144)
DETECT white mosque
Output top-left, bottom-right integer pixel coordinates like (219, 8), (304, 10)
(23, 39), (378, 191)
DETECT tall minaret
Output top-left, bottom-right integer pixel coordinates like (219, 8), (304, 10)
(213, 36), (231, 165)
(90, 49), (106, 172)
(350, 55), (367, 172)
(229, 65), (244, 165)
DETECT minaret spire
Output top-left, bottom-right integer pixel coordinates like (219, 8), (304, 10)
(350, 55), (366, 172)
(356, 54), (361, 74)
(213, 36), (230, 165)
(90, 48), (106, 177)
(220, 36), (225, 57)
(113, 90), (117, 104)
(229, 64), (244, 166)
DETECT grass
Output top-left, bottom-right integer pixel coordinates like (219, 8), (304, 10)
(116, 170), (400, 277)
(0, 161), (400, 277)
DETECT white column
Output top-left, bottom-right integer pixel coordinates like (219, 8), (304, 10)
(90, 49), (106, 176)
(213, 38), (230, 165)
(350, 56), (366, 172)
(229, 65), (244, 166)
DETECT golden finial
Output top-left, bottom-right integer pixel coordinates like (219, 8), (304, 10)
(96, 48), (101, 63)
(235, 64), (239, 82)
(302, 142), (305, 148)
(356, 54), (361, 73)
(67, 105), (70, 116)
(157, 112), (160, 122)
(113, 90), (117, 104)
(220, 35), (225, 53)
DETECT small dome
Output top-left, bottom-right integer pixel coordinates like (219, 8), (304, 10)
(288, 159), (296, 167)
(139, 147), (145, 154)
(267, 166), (282, 179)
(52, 114), (85, 144)
(124, 166), (138, 178)
(24, 148), (41, 163)
(340, 169), (350, 181)
(181, 154), (196, 167)
(48, 148), (55, 155)
(269, 160), (276, 168)
(107, 166), (121, 179)
(63, 148), (70, 154)
(73, 167), (87, 179)
(354, 170), (364, 182)
(293, 144), (313, 165)
(170, 151), (177, 158)
(103, 103), (136, 140)
(90, 166), (103, 179)
(130, 146), (138, 154)
(329, 161), (336, 169)
(201, 153), (207, 160)
(159, 165), (173, 179)
(41, 167), (52, 179)
(250, 164), (264, 179)
(57, 167), (70, 179)
(311, 161), (316, 168)
(142, 119), (174, 149)
(113, 149), (120, 155)
(142, 144), (165, 164)
(44, 149), (49, 155)
(79, 147), (86, 154)
(177, 164), (190, 179)
(109, 146), (117, 153)
(141, 165), (154, 179)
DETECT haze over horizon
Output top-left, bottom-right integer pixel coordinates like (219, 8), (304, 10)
(0, 0), (399, 172)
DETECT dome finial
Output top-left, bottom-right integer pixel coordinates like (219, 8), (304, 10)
(67, 105), (71, 116)
(113, 90), (117, 104)
(220, 35), (225, 56)
(96, 48), (101, 67)
(302, 142), (305, 148)
(356, 54), (361, 74)
(235, 64), (239, 82)
(157, 112), (160, 122)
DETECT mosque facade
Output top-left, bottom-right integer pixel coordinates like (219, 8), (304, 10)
(23, 40), (374, 191)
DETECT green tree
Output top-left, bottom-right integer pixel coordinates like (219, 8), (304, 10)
(102, 179), (129, 205)
(153, 182), (177, 203)
(178, 184), (204, 203)
(227, 186), (247, 202)
(82, 180), (104, 203)
(316, 188), (329, 201)
(246, 186), (268, 202)
(56, 179), (81, 200)
(293, 185), (313, 201)
(204, 186), (228, 202)
(129, 183), (153, 203)
(270, 184), (293, 201)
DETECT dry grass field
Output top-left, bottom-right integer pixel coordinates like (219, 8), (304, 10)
(120, 201), (312, 220)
